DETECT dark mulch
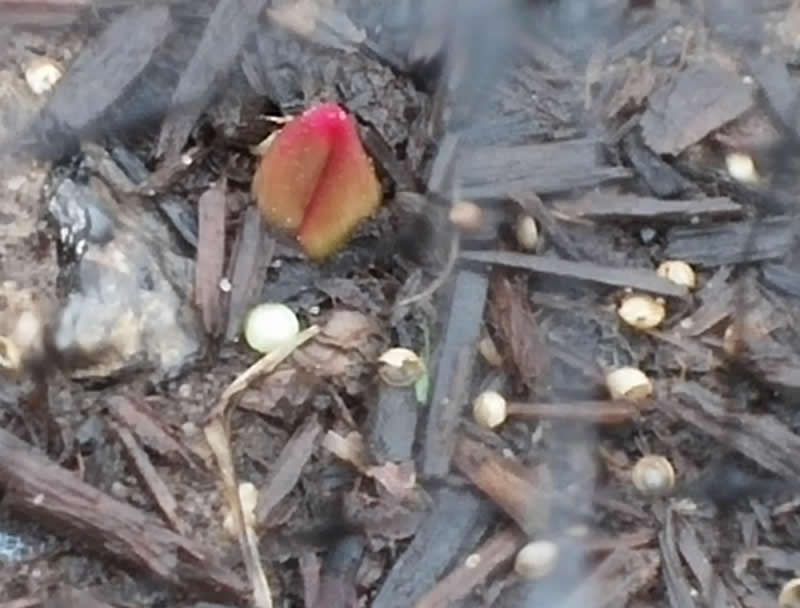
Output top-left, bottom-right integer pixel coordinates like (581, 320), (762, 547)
(3, 1), (800, 607)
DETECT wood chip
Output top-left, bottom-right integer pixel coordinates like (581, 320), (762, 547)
(156, 0), (269, 160)
(461, 250), (689, 297)
(322, 429), (417, 499)
(371, 486), (493, 608)
(506, 399), (648, 425)
(488, 275), (550, 394)
(414, 527), (525, 608)
(0, 427), (247, 602)
(556, 193), (741, 222)
(514, 192), (585, 260)
(43, 586), (116, 608)
(606, 10), (679, 62)
(453, 435), (551, 536)
(667, 381), (800, 483)
(641, 63), (755, 156)
(0, 0), (91, 26)
(664, 216), (796, 266)
(762, 261), (800, 297)
(22, 5), (172, 157)
(458, 138), (632, 199)
(207, 325), (320, 420)
(422, 268), (488, 478)
(256, 415), (321, 525)
(299, 551), (322, 607)
(676, 519), (738, 608)
(204, 418), (272, 608)
(195, 180), (227, 337)
(672, 272), (736, 337)
(225, 206), (274, 340)
(660, 509), (697, 608)
(106, 394), (196, 467)
(364, 381), (419, 464)
(563, 548), (661, 608)
(605, 60), (658, 119)
(111, 421), (187, 535)
(745, 56), (799, 133)
(311, 535), (364, 608)
(621, 131), (698, 198)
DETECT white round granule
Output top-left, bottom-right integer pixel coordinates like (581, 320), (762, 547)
(605, 367), (653, 401)
(472, 390), (507, 429)
(514, 540), (559, 580)
(244, 302), (300, 354)
(631, 455), (675, 497)
(725, 152), (758, 184)
(618, 294), (665, 330)
(656, 260), (696, 289)
(515, 215), (539, 251)
(24, 56), (63, 95)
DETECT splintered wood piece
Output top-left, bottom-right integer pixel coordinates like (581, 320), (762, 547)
(39, 586), (116, 608)
(371, 486), (493, 608)
(204, 418), (272, 608)
(453, 435), (551, 536)
(641, 63), (754, 156)
(414, 527), (525, 608)
(422, 269), (488, 478)
(360, 124), (418, 191)
(581, 529), (656, 553)
(225, 206), (274, 341)
(458, 138), (632, 199)
(489, 275), (550, 395)
(311, 534), (364, 608)
(461, 250), (688, 297)
(365, 381), (419, 464)
(0, 427), (247, 602)
(0, 0), (91, 25)
(762, 261), (800, 298)
(195, 180), (227, 337)
(556, 193), (741, 222)
(156, 0), (269, 160)
(664, 216), (797, 266)
(621, 131), (697, 198)
(299, 551), (321, 607)
(256, 415), (321, 525)
(606, 10), (679, 62)
(207, 325), (320, 419)
(667, 382), (800, 482)
(676, 518), (737, 607)
(105, 394), (197, 467)
(562, 548), (661, 608)
(672, 278), (736, 338)
(660, 508), (700, 608)
(21, 5), (172, 157)
(111, 421), (187, 535)
(745, 56), (799, 132)
(506, 399), (648, 424)
(513, 193), (584, 261)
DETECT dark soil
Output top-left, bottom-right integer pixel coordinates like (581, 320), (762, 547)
(3, 1), (800, 607)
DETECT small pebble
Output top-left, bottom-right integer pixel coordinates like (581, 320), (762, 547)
(5, 176), (26, 191)
(24, 56), (63, 95)
(639, 227), (656, 244)
(111, 481), (129, 500)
